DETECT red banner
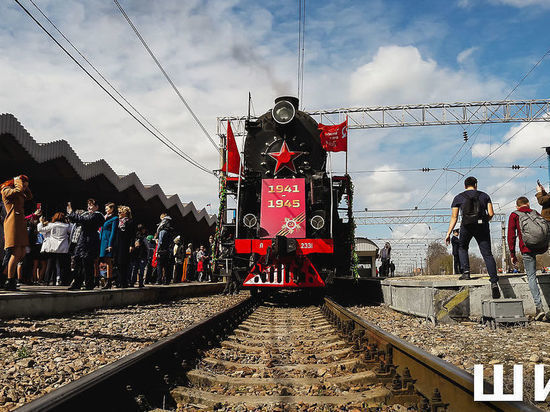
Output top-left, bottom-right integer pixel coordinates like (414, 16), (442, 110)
(318, 118), (347, 152)
(222, 121), (241, 175)
(260, 178), (306, 238)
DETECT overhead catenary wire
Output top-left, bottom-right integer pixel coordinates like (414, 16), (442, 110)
(395, 48), (550, 242)
(452, 46), (550, 168)
(14, 0), (214, 176)
(26, 0), (213, 176)
(113, 0), (220, 155)
(393, 119), (541, 243)
(344, 165), (547, 174)
(490, 153), (546, 196)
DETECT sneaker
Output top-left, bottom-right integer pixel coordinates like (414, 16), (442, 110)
(535, 306), (546, 321)
(491, 283), (501, 299)
(458, 273), (471, 280)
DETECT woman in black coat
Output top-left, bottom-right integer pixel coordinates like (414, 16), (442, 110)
(115, 206), (134, 288)
(67, 199), (105, 290)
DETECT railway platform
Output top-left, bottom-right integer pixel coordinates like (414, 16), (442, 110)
(0, 282), (224, 319)
(382, 273), (550, 322)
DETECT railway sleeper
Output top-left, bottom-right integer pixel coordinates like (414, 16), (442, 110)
(226, 335), (346, 349)
(220, 340), (353, 357)
(186, 368), (381, 388)
(171, 386), (393, 409)
(200, 356), (361, 373)
(231, 329), (340, 342)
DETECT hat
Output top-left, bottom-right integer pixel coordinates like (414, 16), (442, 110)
(146, 235), (154, 241)
(174, 235), (181, 243)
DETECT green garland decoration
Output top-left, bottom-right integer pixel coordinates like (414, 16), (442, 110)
(346, 175), (359, 280)
(212, 176), (228, 269)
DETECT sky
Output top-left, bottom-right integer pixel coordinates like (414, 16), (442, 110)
(1, 0), (550, 271)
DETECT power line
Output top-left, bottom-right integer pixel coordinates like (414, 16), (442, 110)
(490, 153), (546, 196)
(113, 0), (220, 154)
(394, 119), (543, 243)
(27, 0), (212, 175)
(345, 165), (547, 174)
(14, 0), (214, 176)
(453, 46), (550, 168)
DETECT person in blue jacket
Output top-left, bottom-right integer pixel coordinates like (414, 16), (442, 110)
(100, 202), (118, 289)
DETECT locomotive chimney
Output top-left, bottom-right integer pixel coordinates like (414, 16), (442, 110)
(275, 96), (299, 111)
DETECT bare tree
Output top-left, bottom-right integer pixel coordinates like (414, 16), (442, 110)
(426, 241), (452, 275)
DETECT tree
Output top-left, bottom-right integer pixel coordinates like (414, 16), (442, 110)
(425, 241), (452, 275)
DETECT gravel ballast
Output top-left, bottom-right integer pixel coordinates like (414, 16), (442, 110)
(350, 304), (550, 409)
(0, 293), (248, 411)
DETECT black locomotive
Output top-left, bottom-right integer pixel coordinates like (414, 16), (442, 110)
(222, 96), (353, 289)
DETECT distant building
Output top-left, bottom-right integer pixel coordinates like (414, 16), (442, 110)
(355, 237), (379, 277)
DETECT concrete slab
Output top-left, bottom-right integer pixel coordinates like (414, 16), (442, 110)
(0, 282), (224, 319)
(381, 273), (550, 320)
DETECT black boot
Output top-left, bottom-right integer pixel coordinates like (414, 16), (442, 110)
(102, 279), (112, 289)
(491, 283), (501, 299)
(458, 272), (471, 280)
(4, 278), (17, 291)
(68, 282), (81, 290)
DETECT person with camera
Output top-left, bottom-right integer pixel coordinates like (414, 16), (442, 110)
(67, 199), (104, 290)
(536, 179), (550, 222)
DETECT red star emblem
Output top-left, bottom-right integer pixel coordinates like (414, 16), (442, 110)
(268, 141), (303, 174)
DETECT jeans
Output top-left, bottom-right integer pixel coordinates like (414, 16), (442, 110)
(453, 253), (462, 275)
(73, 256), (95, 288)
(523, 253), (542, 307)
(130, 258), (146, 285)
(458, 223), (498, 283)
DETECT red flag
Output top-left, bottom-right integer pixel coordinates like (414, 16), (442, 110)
(318, 118), (348, 152)
(222, 121), (241, 174)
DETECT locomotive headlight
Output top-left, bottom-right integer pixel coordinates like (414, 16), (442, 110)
(310, 215), (325, 230)
(243, 213), (258, 228)
(272, 100), (295, 125)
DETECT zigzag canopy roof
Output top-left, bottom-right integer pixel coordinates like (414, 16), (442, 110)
(0, 113), (216, 228)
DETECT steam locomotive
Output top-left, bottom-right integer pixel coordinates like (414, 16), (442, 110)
(224, 96), (352, 290)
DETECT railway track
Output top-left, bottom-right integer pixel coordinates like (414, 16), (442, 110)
(18, 293), (540, 412)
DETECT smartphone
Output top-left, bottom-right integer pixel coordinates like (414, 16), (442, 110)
(36, 203), (42, 210)
(538, 179), (542, 186)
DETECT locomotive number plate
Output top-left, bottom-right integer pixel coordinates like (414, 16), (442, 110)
(260, 178), (306, 238)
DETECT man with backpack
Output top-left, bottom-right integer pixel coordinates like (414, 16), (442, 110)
(507, 196), (549, 320)
(445, 176), (500, 298)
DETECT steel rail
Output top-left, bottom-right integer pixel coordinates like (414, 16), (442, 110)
(17, 296), (258, 412)
(323, 297), (540, 412)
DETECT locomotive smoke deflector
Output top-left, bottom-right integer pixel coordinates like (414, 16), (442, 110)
(272, 96), (298, 125)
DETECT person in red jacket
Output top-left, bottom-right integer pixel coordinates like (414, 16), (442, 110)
(507, 196), (546, 320)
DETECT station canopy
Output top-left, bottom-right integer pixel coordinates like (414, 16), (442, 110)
(0, 113), (215, 246)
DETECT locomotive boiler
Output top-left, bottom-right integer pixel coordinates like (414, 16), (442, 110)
(224, 96), (352, 290)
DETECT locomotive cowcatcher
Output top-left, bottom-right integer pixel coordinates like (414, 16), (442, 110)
(218, 96), (353, 291)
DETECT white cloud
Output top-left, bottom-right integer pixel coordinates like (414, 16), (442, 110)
(349, 45), (506, 105)
(490, 0), (550, 8)
(471, 119), (550, 162)
(457, 46), (479, 64)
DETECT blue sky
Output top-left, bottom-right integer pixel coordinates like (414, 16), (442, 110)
(1, 0), (550, 270)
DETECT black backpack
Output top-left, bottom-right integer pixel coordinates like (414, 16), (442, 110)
(462, 191), (482, 225)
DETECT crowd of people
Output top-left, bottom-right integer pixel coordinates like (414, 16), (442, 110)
(446, 176), (550, 320)
(0, 175), (216, 291)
